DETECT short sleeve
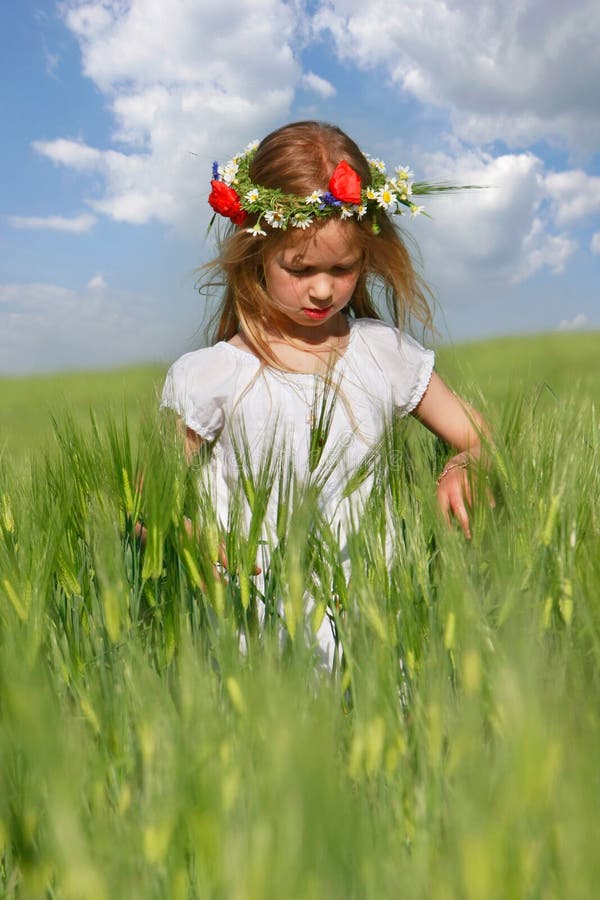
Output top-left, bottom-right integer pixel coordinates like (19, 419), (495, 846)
(391, 330), (435, 414)
(352, 319), (435, 416)
(160, 344), (240, 441)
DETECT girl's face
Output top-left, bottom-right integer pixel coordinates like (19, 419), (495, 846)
(263, 219), (362, 340)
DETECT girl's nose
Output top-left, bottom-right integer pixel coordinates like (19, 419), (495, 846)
(308, 272), (334, 302)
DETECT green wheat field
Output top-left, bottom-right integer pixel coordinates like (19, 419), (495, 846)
(0, 331), (599, 899)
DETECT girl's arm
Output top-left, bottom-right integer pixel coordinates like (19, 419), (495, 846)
(181, 426), (204, 540)
(137, 424), (203, 546)
(184, 425), (204, 461)
(181, 424), (258, 573)
(412, 372), (490, 539)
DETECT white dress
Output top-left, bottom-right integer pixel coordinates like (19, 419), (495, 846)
(161, 316), (434, 666)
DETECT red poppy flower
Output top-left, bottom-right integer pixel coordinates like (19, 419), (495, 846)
(208, 180), (247, 226)
(328, 160), (362, 205)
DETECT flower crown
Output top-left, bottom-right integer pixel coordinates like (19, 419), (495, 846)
(208, 140), (444, 237)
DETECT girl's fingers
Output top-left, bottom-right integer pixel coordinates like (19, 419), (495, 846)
(451, 498), (471, 540)
(216, 541), (261, 576)
(440, 492), (471, 539)
(134, 520), (147, 547)
(437, 469), (472, 539)
(218, 540), (229, 568)
(464, 475), (473, 508)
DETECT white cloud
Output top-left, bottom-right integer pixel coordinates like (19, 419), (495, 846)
(0, 280), (174, 374)
(62, 0), (297, 93)
(43, 45), (60, 78)
(314, 0), (600, 152)
(557, 313), (588, 331)
(87, 274), (107, 291)
(33, 138), (181, 224)
(591, 233), (600, 255)
(515, 221), (577, 282)
(408, 147), (576, 297)
(301, 71), (336, 98)
(31, 0), (305, 229)
(7, 213), (97, 233)
(32, 138), (104, 171)
(544, 170), (600, 226)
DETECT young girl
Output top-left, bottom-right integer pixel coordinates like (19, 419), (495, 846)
(161, 121), (486, 665)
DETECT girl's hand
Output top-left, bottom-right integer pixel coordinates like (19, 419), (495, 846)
(134, 519), (148, 545)
(436, 452), (473, 539)
(412, 373), (494, 540)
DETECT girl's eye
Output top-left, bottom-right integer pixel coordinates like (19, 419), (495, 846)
(284, 264), (358, 276)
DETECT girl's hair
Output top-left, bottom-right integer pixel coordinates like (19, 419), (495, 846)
(199, 121), (433, 365)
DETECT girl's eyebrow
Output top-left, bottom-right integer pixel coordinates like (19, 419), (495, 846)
(282, 253), (362, 267)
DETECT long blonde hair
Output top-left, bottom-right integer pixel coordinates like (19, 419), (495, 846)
(199, 121), (433, 365)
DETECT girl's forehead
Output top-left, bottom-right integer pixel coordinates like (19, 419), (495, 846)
(279, 220), (361, 263)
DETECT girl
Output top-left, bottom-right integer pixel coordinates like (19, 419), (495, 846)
(161, 121), (487, 665)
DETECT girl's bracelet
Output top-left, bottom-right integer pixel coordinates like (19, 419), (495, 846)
(436, 460), (469, 488)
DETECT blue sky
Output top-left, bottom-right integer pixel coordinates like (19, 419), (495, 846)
(1, 0), (599, 374)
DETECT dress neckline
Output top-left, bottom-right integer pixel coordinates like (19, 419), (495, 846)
(218, 316), (357, 379)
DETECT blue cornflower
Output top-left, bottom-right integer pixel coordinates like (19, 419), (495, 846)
(320, 192), (343, 208)
(212, 161), (219, 180)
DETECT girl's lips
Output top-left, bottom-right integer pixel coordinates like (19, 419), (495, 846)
(303, 306), (332, 320)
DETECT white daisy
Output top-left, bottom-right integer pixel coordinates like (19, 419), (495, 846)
(292, 214), (314, 229)
(305, 190), (323, 204)
(265, 209), (285, 228)
(368, 157), (386, 174)
(366, 187), (377, 200)
(219, 161), (239, 185)
(375, 184), (397, 211)
(356, 204), (367, 220)
(409, 204), (425, 217)
(396, 179), (413, 198)
(340, 205), (355, 219)
(246, 223), (267, 236)
(245, 188), (260, 202)
(395, 165), (414, 182)
(245, 140), (259, 153)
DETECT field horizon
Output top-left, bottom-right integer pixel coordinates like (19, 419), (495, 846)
(1, 330), (598, 470)
(2, 327), (598, 379)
